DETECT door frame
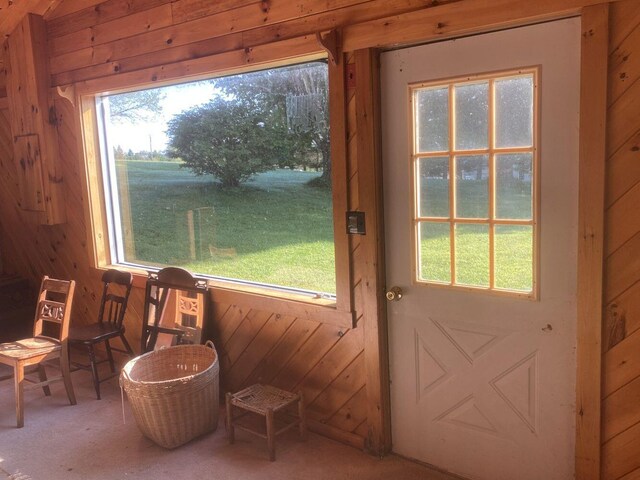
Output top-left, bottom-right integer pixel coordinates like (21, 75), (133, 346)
(351, 6), (608, 478)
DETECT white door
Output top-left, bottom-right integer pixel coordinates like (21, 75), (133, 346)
(382, 19), (580, 480)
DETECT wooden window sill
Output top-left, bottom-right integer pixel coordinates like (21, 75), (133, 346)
(93, 266), (355, 329)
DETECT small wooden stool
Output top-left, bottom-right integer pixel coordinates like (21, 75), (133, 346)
(226, 384), (307, 461)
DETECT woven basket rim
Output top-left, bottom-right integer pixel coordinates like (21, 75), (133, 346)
(122, 344), (218, 386)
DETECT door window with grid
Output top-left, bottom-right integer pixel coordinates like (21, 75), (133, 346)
(411, 68), (538, 295)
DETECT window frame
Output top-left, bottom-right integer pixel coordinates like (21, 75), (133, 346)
(409, 67), (540, 299)
(76, 53), (355, 327)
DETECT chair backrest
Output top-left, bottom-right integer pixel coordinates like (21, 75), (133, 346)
(33, 276), (76, 342)
(98, 269), (133, 329)
(142, 267), (208, 352)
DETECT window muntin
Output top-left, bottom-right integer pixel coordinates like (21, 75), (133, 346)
(411, 68), (538, 295)
(97, 61), (336, 296)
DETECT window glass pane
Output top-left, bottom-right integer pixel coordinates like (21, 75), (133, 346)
(454, 82), (488, 150)
(494, 225), (533, 291)
(416, 87), (449, 152)
(455, 224), (489, 287)
(419, 222), (450, 283)
(455, 155), (489, 218)
(104, 61), (335, 295)
(495, 76), (533, 148)
(496, 153), (533, 220)
(418, 157), (449, 218)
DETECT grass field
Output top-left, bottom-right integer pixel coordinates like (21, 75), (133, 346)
(117, 160), (335, 293)
(418, 176), (533, 291)
(116, 160), (533, 294)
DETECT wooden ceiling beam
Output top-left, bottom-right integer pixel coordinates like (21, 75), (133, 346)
(0, 0), (60, 67)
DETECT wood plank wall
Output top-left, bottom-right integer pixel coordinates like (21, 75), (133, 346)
(601, 1), (640, 479)
(0, 0), (400, 451)
(0, 74), (371, 450)
(43, 0), (456, 88)
(0, 0), (638, 467)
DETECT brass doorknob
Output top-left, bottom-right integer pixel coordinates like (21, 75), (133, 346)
(386, 286), (403, 302)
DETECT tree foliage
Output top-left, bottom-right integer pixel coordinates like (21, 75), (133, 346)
(108, 89), (165, 123)
(167, 61), (329, 187)
(213, 62), (330, 182)
(167, 97), (288, 187)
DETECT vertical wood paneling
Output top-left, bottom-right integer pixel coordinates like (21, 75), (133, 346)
(575, 6), (609, 479)
(354, 48), (390, 455)
(602, 1), (640, 479)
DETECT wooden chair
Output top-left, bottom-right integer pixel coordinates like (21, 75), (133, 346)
(0, 276), (77, 427)
(69, 269), (134, 400)
(141, 267), (208, 353)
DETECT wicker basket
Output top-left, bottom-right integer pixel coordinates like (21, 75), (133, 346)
(120, 342), (219, 449)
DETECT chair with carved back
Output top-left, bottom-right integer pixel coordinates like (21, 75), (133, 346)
(0, 276), (77, 427)
(69, 269), (134, 400)
(141, 267), (208, 353)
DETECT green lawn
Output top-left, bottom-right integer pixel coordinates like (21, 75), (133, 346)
(420, 224), (532, 291)
(419, 177), (533, 291)
(116, 160), (533, 294)
(116, 160), (335, 294)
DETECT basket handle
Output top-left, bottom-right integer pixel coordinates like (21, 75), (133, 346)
(205, 340), (216, 352)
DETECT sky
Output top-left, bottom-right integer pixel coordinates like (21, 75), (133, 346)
(107, 80), (218, 153)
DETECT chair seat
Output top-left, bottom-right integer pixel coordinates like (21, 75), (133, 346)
(69, 323), (122, 344)
(0, 337), (61, 360)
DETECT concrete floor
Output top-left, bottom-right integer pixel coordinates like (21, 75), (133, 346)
(0, 367), (461, 480)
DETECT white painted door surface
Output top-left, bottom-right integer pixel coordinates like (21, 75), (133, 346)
(382, 19), (580, 480)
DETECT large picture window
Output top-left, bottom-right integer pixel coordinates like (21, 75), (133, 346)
(97, 61), (335, 296)
(411, 68), (538, 295)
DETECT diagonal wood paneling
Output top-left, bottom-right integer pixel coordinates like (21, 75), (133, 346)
(0, 99), (370, 448)
(602, 1), (640, 479)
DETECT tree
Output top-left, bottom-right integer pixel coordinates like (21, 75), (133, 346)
(212, 62), (330, 184)
(108, 89), (165, 123)
(114, 145), (125, 159)
(167, 97), (288, 187)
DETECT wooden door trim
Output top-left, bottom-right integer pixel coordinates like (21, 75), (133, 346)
(576, 5), (609, 479)
(371, 11), (609, 474)
(355, 47), (392, 455)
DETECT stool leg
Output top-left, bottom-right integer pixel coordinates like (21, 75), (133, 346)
(298, 391), (307, 441)
(266, 408), (275, 461)
(225, 393), (235, 444)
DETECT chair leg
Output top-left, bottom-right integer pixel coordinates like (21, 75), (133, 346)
(105, 340), (116, 373)
(60, 347), (77, 406)
(120, 333), (134, 356)
(14, 362), (24, 428)
(38, 365), (51, 396)
(87, 345), (101, 400)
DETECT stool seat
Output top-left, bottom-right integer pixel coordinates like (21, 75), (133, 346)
(230, 384), (300, 414)
(226, 384), (307, 461)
